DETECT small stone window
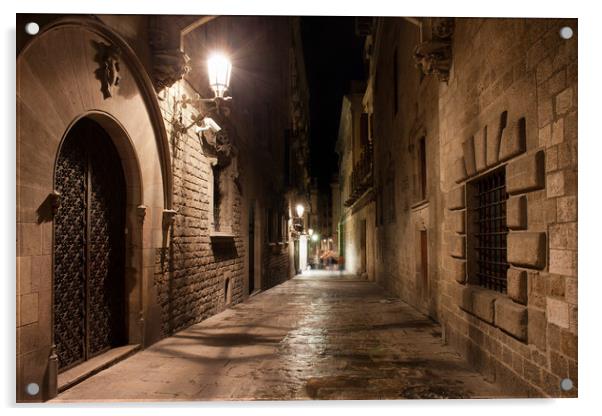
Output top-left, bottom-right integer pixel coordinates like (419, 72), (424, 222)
(392, 48), (399, 116)
(212, 165), (222, 231)
(467, 167), (509, 293)
(415, 136), (427, 201)
(210, 161), (235, 236)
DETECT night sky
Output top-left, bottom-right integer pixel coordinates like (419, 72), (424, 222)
(301, 17), (366, 189)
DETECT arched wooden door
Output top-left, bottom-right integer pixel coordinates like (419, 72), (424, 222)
(53, 117), (127, 371)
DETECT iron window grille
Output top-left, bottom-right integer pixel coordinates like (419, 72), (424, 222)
(470, 167), (509, 293)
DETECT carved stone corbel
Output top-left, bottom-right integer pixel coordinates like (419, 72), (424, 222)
(152, 49), (191, 91)
(414, 17), (455, 83)
(49, 190), (61, 216)
(136, 205), (147, 224)
(162, 209), (177, 230)
(149, 16), (191, 91)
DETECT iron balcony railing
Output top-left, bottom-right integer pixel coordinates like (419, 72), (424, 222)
(344, 142), (373, 207)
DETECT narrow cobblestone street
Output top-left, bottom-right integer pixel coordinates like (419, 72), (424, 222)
(53, 272), (506, 401)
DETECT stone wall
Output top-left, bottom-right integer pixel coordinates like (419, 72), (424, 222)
(372, 18), (442, 318)
(439, 17), (577, 397)
(153, 81), (246, 337)
(16, 14), (305, 402)
(341, 201), (376, 279)
(370, 17), (577, 396)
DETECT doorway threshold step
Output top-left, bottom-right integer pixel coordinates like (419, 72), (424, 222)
(58, 344), (140, 393)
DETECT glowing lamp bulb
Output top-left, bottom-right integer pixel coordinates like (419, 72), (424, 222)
(207, 53), (232, 98)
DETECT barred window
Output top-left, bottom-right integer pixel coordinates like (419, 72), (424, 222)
(469, 167), (509, 293)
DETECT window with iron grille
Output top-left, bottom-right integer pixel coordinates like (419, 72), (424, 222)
(469, 167), (509, 293)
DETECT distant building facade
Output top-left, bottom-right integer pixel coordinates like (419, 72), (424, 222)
(335, 81), (376, 280)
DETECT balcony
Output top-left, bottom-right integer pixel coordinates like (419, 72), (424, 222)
(344, 142), (373, 207)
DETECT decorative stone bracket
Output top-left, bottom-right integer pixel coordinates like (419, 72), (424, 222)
(162, 209), (177, 230)
(149, 16), (191, 91)
(48, 190), (61, 216)
(152, 49), (191, 91)
(136, 205), (147, 224)
(414, 17), (454, 83)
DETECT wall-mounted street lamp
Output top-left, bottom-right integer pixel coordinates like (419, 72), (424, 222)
(173, 52), (233, 136)
(207, 53), (232, 99)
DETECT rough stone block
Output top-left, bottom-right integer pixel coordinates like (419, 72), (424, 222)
(549, 222), (577, 250)
(474, 127), (487, 172)
(546, 170), (566, 198)
(549, 249), (577, 277)
(495, 298), (528, 341)
(547, 297), (569, 329)
(450, 235), (466, 259)
(528, 308), (547, 350)
(558, 140), (577, 169)
(462, 138), (477, 177)
(472, 289), (497, 324)
(487, 124), (502, 167)
(557, 196), (577, 222)
(508, 232), (547, 269)
(507, 268), (528, 305)
(17, 223), (43, 257)
(507, 151), (545, 195)
(551, 118), (564, 146)
(451, 210), (466, 234)
(538, 99), (553, 128)
(546, 145), (558, 172)
(507, 195), (528, 230)
(448, 186), (465, 210)
(458, 285), (473, 311)
(565, 278), (577, 305)
(451, 259), (466, 284)
(499, 118), (527, 162)
(564, 111), (577, 142)
(453, 158), (467, 184)
(538, 124), (551, 148)
(555, 87), (574, 116)
(19, 293), (38, 326)
(560, 329), (577, 360)
(17, 256), (32, 295)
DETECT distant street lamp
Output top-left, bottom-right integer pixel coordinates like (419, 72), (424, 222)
(295, 203), (305, 218)
(308, 228), (314, 236)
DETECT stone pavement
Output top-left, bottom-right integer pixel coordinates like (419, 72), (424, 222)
(53, 271), (507, 402)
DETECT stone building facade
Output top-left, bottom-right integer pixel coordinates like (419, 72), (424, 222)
(344, 17), (578, 397)
(16, 14), (310, 402)
(336, 82), (376, 280)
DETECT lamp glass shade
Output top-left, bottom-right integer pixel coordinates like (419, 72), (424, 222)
(207, 53), (232, 98)
(295, 204), (305, 218)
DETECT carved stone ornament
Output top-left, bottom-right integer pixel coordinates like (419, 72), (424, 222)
(49, 190), (61, 216)
(136, 205), (147, 223)
(152, 49), (191, 91)
(414, 17), (455, 83)
(162, 209), (177, 229)
(92, 41), (121, 99)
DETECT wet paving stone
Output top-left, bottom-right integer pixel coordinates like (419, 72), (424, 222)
(53, 271), (507, 402)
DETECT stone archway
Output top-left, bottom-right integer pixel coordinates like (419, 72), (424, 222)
(17, 17), (170, 402)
